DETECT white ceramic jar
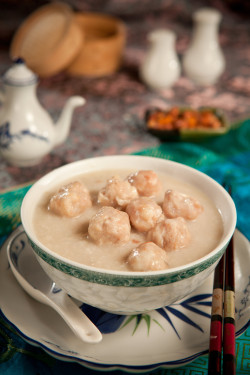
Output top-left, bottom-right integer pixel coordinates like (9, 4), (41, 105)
(183, 8), (225, 86)
(140, 29), (181, 90)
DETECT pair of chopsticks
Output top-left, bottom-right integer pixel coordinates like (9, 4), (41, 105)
(208, 190), (236, 374)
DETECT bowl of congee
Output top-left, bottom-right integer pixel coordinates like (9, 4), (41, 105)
(21, 155), (236, 315)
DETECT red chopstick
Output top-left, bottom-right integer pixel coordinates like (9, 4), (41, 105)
(223, 235), (236, 374)
(208, 234), (236, 375)
(208, 253), (225, 374)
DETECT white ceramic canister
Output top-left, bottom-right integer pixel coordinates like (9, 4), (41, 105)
(140, 29), (181, 90)
(183, 8), (225, 86)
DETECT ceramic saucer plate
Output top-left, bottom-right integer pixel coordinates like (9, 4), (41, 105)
(0, 226), (249, 373)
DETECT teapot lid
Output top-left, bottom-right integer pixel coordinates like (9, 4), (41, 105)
(3, 58), (38, 86)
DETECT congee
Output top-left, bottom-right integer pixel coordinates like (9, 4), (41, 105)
(33, 169), (224, 272)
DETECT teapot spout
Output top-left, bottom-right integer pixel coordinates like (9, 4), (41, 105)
(54, 96), (85, 147)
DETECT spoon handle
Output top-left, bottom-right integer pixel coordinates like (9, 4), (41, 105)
(48, 292), (102, 343)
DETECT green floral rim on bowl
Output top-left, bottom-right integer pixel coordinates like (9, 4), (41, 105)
(28, 236), (227, 287)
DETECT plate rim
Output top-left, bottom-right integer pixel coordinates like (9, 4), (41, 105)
(0, 225), (249, 373)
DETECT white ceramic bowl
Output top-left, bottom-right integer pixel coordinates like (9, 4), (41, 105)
(21, 155), (236, 315)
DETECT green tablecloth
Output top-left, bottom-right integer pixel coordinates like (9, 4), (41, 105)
(0, 120), (249, 374)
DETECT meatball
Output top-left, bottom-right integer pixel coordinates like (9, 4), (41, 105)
(126, 197), (163, 232)
(88, 206), (131, 245)
(127, 242), (169, 272)
(48, 181), (92, 218)
(97, 175), (138, 209)
(127, 170), (162, 197)
(147, 217), (191, 251)
(163, 190), (203, 220)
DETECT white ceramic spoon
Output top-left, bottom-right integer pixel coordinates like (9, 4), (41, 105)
(7, 241), (102, 344)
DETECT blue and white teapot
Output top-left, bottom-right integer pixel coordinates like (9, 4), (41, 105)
(0, 58), (85, 167)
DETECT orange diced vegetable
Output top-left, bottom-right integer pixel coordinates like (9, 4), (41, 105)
(147, 108), (223, 131)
